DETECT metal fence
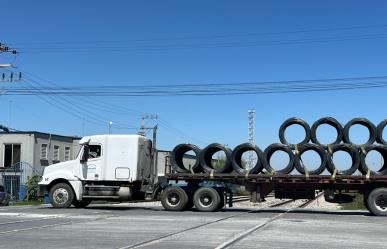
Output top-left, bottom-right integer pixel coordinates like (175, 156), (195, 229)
(0, 162), (43, 201)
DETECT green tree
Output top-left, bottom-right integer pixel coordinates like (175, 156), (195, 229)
(25, 175), (41, 201)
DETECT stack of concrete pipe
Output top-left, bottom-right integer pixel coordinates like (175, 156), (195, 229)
(171, 117), (387, 176)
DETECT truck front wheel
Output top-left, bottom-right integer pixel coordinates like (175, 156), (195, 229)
(161, 186), (189, 211)
(366, 187), (387, 216)
(49, 183), (75, 208)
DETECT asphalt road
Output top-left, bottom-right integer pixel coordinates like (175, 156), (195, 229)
(0, 203), (385, 249)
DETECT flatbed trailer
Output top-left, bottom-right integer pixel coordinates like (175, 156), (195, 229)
(158, 172), (387, 216)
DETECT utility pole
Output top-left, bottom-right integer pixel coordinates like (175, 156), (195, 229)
(138, 114), (158, 136)
(0, 43), (21, 82)
(0, 43), (17, 54)
(248, 109), (256, 168)
(1, 43), (19, 132)
(152, 125), (158, 184)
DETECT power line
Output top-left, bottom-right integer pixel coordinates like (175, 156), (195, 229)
(19, 70), (147, 116)
(19, 71), (139, 130)
(8, 23), (387, 46)
(14, 32), (387, 54)
(11, 72), (135, 131)
(9, 69), (207, 143)
(5, 75), (387, 97)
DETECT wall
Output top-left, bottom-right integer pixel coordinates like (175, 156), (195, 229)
(33, 134), (80, 176)
(0, 134), (35, 168)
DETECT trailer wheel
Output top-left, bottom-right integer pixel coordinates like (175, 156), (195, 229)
(193, 187), (221, 212)
(161, 186), (189, 211)
(72, 199), (92, 208)
(49, 183), (75, 208)
(366, 188), (387, 216)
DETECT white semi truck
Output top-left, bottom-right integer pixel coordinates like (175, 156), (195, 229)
(39, 134), (387, 215)
(38, 135), (157, 208)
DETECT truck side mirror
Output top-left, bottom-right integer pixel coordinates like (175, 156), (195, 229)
(80, 145), (89, 163)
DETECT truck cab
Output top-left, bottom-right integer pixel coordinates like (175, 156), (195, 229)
(39, 134), (154, 208)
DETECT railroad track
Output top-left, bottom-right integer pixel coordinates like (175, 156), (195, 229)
(121, 193), (324, 249)
(232, 192), (324, 208)
(0, 193), (325, 247)
(299, 191), (325, 208)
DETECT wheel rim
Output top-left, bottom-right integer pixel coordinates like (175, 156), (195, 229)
(53, 188), (69, 205)
(375, 194), (387, 211)
(166, 192), (180, 207)
(199, 193), (213, 207)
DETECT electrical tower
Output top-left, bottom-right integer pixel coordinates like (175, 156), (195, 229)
(247, 109), (256, 168)
(138, 114), (159, 136)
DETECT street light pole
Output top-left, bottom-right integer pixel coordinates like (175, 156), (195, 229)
(108, 121), (113, 134)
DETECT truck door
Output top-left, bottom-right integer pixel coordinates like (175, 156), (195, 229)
(85, 144), (103, 180)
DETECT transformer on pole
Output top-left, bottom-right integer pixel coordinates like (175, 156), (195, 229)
(248, 109), (256, 168)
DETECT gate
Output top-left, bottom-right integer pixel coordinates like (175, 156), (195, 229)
(0, 162), (43, 201)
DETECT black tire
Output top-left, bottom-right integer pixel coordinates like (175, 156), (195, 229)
(231, 143), (265, 174)
(279, 117), (311, 149)
(161, 186), (189, 211)
(376, 119), (387, 145)
(49, 183), (75, 208)
(311, 117), (343, 148)
(366, 187), (387, 216)
(359, 144), (387, 175)
(72, 199), (92, 208)
(263, 143), (295, 175)
(171, 144), (202, 173)
(199, 143), (233, 173)
(193, 187), (221, 212)
(343, 118), (377, 147)
(294, 143), (327, 175)
(326, 143), (360, 175)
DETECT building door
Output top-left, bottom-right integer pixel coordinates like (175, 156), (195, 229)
(4, 144), (21, 168)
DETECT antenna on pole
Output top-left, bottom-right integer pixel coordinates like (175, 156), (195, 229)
(247, 109), (256, 169)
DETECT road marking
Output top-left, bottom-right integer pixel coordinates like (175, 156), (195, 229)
(0, 221), (74, 234)
(0, 211), (118, 235)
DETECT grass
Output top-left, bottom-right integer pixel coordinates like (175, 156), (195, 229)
(10, 199), (44, 206)
(339, 193), (366, 210)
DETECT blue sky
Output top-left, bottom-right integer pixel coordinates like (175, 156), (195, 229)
(1, 0), (387, 158)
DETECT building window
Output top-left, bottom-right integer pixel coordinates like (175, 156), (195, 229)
(53, 145), (60, 161)
(3, 144), (21, 168)
(41, 144), (48, 160)
(64, 147), (71, 161)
